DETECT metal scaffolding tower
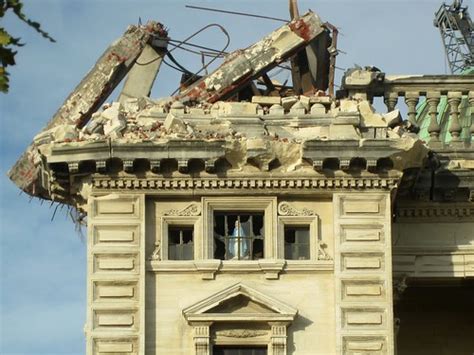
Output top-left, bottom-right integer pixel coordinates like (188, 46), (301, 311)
(434, 0), (474, 73)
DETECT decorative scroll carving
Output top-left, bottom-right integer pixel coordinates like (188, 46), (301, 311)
(149, 241), (161, 261)
(278, 202), (314, 216)
(215, 329), (267, 338)
(163, 203), (201, 216)
(317, 241), (332, 261)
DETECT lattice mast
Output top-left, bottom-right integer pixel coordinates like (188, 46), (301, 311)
(434, 0), (474, 73)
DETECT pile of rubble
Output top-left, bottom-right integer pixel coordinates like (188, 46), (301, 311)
(8, 7), (427, 198)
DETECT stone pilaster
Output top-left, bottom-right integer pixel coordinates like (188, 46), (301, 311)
(86, 194), (145, 355)
(333, 193), (394, 354)
(269, 322), (289, 355)
(192, 323), (212, 355)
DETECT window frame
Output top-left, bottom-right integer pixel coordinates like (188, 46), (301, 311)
(213, 211), (265, 261)
(160, 216), (199, 261)
(284, 225), (311, 260)
(202, 197), (277, 260)
(278, 215), (319, 261)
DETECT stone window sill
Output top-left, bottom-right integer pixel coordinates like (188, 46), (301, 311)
(147, 259), (334, 279)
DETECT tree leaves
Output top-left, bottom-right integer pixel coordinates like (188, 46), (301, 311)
(0, 0), (55, 93)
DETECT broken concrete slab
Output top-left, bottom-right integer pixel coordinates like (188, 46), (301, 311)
(339, 99), (359, 113)
(219, 102), (259, 116)
(252, 96), (282, 106)
(101, 102), (124, 121)
(164, 113), (188, 134)
(54, 125), (79, 142)
(358, 100), (387, 128)
(383, 109), (403, 128)
(118, 43), (167, 103)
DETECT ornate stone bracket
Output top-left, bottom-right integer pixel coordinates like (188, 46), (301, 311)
(149, 241), (161, 261)
(317, 241), (332, 261)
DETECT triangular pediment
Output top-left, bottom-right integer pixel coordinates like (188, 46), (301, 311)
(182, 283), (297, 323)
(209, 294), (276, 314)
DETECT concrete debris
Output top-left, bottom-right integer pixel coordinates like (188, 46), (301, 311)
(387, 136), (430, 170)
(54, 125), (79, 142)
(34, 124), (79, 145)
(343, 66), (385, 87)
(170, 101), (186, 115)
(219, 102), (259, 116)
(290, 101), (306, 115)
(310, 103), (326, 115)
(269, 104), (285, 115)
(281, 96), (299, 110)
(164, 113), (188, 134)
(102, 102), (124, 121)
(358, 101), (387, 128)
(252, 96), (282, 106)
(383, 109), (402, 128)
(83, 113), (106, 135)
(339, 99), (359, 113)
(299, 95), (311, 111)
(103, 103), (127, 137)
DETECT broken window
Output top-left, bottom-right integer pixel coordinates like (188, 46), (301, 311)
(284, 226), (310, 260)
(168, 226), (194, 260)
(213, 212), (264, 260)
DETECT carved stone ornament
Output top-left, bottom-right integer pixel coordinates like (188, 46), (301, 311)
(317, 241), (332, 261)
(278, 202), (314, 216)
(149, 241), (161, 261)
(163, 203), (201, 216)
(215, 329), (267, 338)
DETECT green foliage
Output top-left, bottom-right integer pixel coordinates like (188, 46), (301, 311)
(0, 0), (55, 93)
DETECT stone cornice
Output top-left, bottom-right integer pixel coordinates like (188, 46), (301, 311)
(91, 175), (402, 193)
(395, 202), (474, 221)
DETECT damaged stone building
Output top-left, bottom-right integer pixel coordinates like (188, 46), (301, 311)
(8, 2), (474, 355)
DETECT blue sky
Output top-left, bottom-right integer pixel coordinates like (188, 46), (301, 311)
(0, 0), (447, 353)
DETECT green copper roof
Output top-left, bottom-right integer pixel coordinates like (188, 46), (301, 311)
(417, 67), (473, 144)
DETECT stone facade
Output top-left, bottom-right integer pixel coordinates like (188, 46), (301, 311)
(7, 6), (474, 355)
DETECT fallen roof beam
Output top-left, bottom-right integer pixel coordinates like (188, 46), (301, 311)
(8, 21), (167, 195)
(118, 41), (168, 103)
(176, 11), (326, 104)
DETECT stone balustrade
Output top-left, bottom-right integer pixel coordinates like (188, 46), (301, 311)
(340, 73), (474, 147)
